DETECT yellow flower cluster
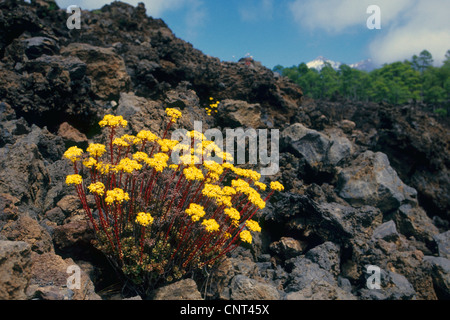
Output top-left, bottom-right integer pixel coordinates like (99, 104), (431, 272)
(114, 158), (142, 173)
(135, 212), (154, 227)
(205, 97), (219, 116)
(240, 230), (252, 243)
(203, 160), (224, 181)
(157, 139), (179, 152)
(187, 130), (206, 141)
(88, 182), (106, 196)
(63, 146), (83, 163)
(66, 174), (82, 185)
(183, 166), (204, 181)
(231, 179), (265, 209)
(202, 184), (233, 207)
(224, 207), (240, 221)
(202, 218), (220, 233)
(105, 188), (130, 205)
(231, 167), (261, 182)
(83, 157), (97, 169)
(254, 181), (267, 191)
(99, 114), (128, 128)
(179, 154), (200, 165)
(113, 137), (130, 148)
(146, 153), (169, 172)
(185, 203), (206, 222)
(136, 130), (158, 142)
(165, 108), (182, 123)
(270, 181), (284, 191)
(95, 161), (112, 174)
(246, 220), (261, 232)
(86, 143), (106, 157)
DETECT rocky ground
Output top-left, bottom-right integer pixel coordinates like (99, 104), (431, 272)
(0, 0), (449, 300)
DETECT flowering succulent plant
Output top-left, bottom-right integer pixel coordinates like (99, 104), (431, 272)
(63, 108), (283, 294)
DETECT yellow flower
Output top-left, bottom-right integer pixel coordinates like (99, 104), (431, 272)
(83, 157), (97, 169)
(172, 143), (191, 153)
(66, 174), (83, 185)
(112, 134), (138, 148)
(157, 139), (179, 152)
(231, 179), (250, 193)
(95, 161), (111, 174)
(132, 151), (149, 163)
(232, 179), (265, 209)
(246, 220), (261, 232)
(254, 181), (267, 191)
(112, 137), (129, 148)
(114, 157), (142, 173)
(232, 167), (261, 182)
(146, 153), (169, 172)
(88, 182), (105, 196)
(135, 212), (154, 227)
(270, 181), (284, 191)
(224, 207), (240, 221)
(187, 130), (206, 141)
(179, 154), (200, 165)
(165, 108), (182, 122)
(105, 188), (130, 205)
(63, 146), (83, 163)
(185, 203), (206, 222)
(222, 162), (235, 170)
(248, 191), (265, 209)
(99, 114), (128, 128)
(183, 166), (204, 181)
(202, 219), (220, 233)
(136, 130), (158, 142)
(204, 160), (224, 176)
(217, 151), (234, 162)
(202, 183), (223, 199)
(86, 143), (106, 157)
(222, 186), (236, 196)
(240, 230), (252, 244)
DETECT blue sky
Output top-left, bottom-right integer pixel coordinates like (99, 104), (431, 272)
(56, 0), (450, 70)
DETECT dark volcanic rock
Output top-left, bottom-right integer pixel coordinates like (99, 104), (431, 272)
(0, 0), (448, 301)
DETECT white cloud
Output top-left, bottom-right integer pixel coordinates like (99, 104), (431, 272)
(369, 0), (450, 65)
(289, 0), (410, 33)
(183, 0), (207, 38)
(289, 0), (450, 65)
(238, 0), (274, 22)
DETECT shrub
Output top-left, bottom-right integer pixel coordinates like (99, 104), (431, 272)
(63, 109), (283, 295)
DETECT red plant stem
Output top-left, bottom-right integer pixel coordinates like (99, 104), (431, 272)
(143, 169), (157, 205)
(182, 231), (216, 268)
(139, 226), (146, 264)
(109, 127), (115, 164)
(76, 184), (99, 232)
(95, 198), (116, 253)
(110, 204), (123, 260)
(128, 177), (137, 222)
(170, 218), (193, 260)
(199, 241), (241, 268)
(161, 121), (173, 140)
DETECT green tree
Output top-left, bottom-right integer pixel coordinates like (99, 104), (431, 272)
(412, 50), (434, 74)
(319, 62), (339, 99)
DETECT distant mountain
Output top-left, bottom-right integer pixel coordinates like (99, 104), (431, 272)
(306, 56), (341, 71)
(306, 56), (377, 72)
(349, 59), (377, 72)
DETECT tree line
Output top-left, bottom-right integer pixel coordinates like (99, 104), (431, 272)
(273, 50), (450, 116)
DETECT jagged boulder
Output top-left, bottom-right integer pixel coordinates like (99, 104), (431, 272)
(337, 151), (418, 213)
